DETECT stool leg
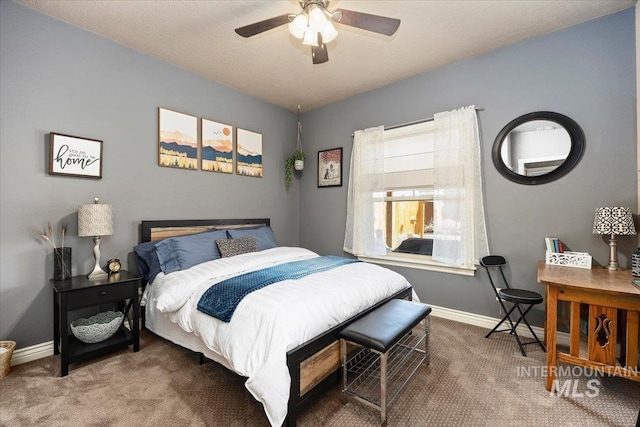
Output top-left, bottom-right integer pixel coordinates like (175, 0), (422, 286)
(381, 352), (388, 426)
(424, 316), (430, 365)
(341, 339), (348, 404)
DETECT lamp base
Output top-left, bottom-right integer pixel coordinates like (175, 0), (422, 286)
(87, 265), (108, 280)
(605, 262), (623, 271)
(86, 236), (107, 280)
(605, 233), (623, 271)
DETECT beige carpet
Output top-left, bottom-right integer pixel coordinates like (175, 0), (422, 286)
(1, 317), (639, 426)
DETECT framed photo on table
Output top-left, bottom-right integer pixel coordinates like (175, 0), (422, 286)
(318, 147), (342, 188)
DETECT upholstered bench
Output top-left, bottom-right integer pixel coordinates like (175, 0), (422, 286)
(339, 299), (431, 425)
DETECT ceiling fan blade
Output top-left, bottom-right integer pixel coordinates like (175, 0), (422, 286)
(333, 9), (400, 36)
(311, 33), (329, 64)
(235, 14), (291, 38)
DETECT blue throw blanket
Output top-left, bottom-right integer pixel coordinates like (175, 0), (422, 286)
(197, 255), (360, 322)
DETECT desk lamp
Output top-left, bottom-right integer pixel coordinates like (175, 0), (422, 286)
(592, 206), (636, 271)
(78, 197), (113, 279)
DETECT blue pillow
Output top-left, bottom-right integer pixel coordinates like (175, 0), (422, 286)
(155, 229), (228, 274)
(133, 240), (162, 284)
(227, 226), (278, 251)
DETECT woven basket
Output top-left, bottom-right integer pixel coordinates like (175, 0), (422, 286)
(70, 311), (123, 344)
(0, 340), (16, 378)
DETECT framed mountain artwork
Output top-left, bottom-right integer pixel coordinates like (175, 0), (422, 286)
(158, 108), (198, 170)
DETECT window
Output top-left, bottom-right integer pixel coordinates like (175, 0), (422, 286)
(373, 122), (435, 254)
(363, 122), (458, 272)
(345, 106), (488, 275)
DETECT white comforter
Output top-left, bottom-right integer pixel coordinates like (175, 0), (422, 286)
(145, 247), (412, 426)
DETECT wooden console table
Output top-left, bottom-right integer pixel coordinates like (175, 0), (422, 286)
(537, 262), (640, 391)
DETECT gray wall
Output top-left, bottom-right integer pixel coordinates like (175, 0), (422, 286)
(299, 9), (637, 327)
(0, 1), (299, 347)
(1, 2), (636, 349)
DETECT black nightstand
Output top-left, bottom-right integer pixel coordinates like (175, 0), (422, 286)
(50, 270), (141, 377)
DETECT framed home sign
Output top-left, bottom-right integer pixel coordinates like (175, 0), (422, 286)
(318, 147), (342, 187)
(49, 132), (103, 179)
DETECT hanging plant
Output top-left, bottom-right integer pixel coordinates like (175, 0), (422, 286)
(285, 149), (305, 189)
(285, 106), (305, 189)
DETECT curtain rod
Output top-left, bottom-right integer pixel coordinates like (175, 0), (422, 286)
(351, 107), (484, 137)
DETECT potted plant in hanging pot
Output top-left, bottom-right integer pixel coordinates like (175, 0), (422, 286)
(294, 151), (305, 171)
(285, 149), (305, 189)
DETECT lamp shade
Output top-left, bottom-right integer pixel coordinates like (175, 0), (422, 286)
(592, 207), (636, 236)
(78, 203), (114, 237)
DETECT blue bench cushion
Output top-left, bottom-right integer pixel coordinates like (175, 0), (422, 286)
(339, 299), (431, 353)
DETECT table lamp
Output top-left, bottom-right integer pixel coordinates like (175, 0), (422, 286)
(592, 206), (636, 271)
(78, 197), (114, 279)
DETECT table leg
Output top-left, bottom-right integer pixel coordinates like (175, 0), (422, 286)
(546, 286), (558, 391)
(543, 286), (548, 346)
(53, 291), (60, 356)
(132, 291), (140, 352)
(59, 293), (69, 377)
(626, 311), (638, 368)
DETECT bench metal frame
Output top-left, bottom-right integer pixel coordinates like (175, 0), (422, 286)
(341, 316), (430, 425)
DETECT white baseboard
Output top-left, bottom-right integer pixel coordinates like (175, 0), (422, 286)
(8, 305), (567, 366)
(11, 341), (54, 366)
(429, 303), (570, 347)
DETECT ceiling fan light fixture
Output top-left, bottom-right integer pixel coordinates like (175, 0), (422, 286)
(236, 1), (400, 64)
(302, 29), (318, 46)
(308, 6), (325, 32)
(288, 14), (307, 39)
(320, 20), (338, 43)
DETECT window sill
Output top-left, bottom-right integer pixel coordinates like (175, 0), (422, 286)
(358, 253), (476, 276)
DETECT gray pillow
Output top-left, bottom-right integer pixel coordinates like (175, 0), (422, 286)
(133, 240), (163, 283)
(216, 237), (258, 258)
(155, 229), (228, 274)
(227, 226), (277, 251)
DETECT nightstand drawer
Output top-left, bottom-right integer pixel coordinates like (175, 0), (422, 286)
(67, 283), (134, 310)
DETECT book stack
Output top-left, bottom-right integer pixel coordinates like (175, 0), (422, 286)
(545, 237), (564, 253)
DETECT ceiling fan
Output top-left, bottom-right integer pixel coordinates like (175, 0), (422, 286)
(234, 0), (401, 64)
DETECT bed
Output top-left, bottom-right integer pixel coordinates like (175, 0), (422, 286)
(137, 218), (413, 426)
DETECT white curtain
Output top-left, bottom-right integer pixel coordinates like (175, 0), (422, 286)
(343, 126), (386, 256)
(432, 106), (489, 268)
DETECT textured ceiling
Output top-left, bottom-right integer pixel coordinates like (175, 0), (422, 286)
(17, 0), (636, 112)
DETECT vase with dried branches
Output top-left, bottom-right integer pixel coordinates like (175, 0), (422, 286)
(33, 222), (71, 280)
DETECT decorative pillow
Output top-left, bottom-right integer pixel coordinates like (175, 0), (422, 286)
(227, 226), (278, 251)
(133, 240), (162, 283)
(155, 229), (228, 274)
(216, 237), (258, 258)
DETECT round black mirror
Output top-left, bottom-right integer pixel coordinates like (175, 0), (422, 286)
(492, 111), (585, 185)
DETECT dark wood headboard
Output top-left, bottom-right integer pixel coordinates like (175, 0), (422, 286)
(140, 218), (270, 243)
